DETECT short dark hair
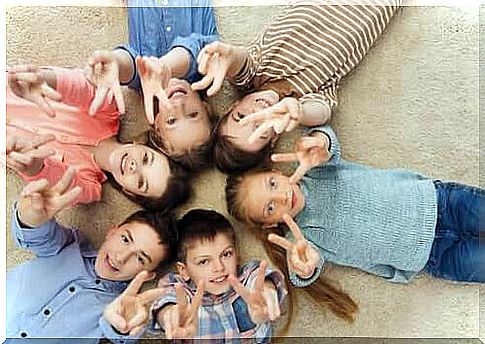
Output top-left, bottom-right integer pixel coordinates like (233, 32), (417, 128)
(120, 209), (179, 269)
(213, 112), (273, 174)
(176, 209), (236, 263)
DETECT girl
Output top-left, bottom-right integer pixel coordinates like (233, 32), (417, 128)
(7, 65), (190, 210)
(225, 124), (484, 285)
(193, 0), (401, 173)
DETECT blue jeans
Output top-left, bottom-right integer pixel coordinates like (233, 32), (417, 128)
(424, 181), (485, 282)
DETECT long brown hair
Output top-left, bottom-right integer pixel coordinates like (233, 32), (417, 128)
(226, 171), (359, 326)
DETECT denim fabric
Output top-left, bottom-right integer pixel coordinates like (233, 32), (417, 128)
(424, 181), (485, 282)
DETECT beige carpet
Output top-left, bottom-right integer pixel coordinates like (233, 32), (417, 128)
(5, 3), (483, 342)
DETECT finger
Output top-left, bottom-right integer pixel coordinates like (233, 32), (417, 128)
(296, 240), (309, 262)
(107, 89), (114, 105)
(175, 283), (188, 315)
(157, 89), (172, 114)
(239, 108), (286, 126)
(247, 121), (274, 144)
(196, 49), (211, 74)
(51, 167), (76, 195)
(255, 261), (267, 292)
(105, 308), (128, 333)
(286, 119), (299, 133)
(29, 192), (45, 213)
(270, 153), (298, 163)
(191, 75), (213, 92)
(56, 186), (82, 209)
(289, 165), (307, 185)
(228, 275), (251, 302)
(40, 83), (62, 101)
(12, 72), (41, 83)
(8, 151), (33, 165)
(127, 308), (148, 329)
(143, 92), (155, 125)
(282, 214), (305, 241)
(111, 83), (125, 114)
(15, 133), (55, 152)
(267, 233), (292, 251)
(31, 93), (56, 118)
(206, 70), (224, 97)
(129, 324), (146, 337)
(6, 158), (26, 172)
(89, 86), (109, 116)
(20, 179), (49, 197)
(300, 137), (325, 150)
(140, 288), (165, 306)
(123, 270), (149, 296)
(188, 280), (204, 322)
(273, 114), (291, 134)
(29, 147), (56, 160)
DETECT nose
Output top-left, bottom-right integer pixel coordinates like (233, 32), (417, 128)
(274, 191), (288, 204)
(128, 159), (137, 173)
(115, 249), (134, 265)
(213, 257), (225, 273)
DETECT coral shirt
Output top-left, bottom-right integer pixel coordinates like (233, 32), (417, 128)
(6, 67), (120, 205)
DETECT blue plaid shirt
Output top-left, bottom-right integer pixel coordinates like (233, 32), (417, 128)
(149, 261), (287, 343)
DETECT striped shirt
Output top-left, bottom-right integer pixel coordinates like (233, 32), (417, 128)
(233, 0), (401, 110)
(149, 261), (287, 343)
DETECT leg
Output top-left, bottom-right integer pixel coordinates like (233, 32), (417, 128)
(425, 181), (485, 282)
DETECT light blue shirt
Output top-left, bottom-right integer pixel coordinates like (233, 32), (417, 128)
(117, 0), (219, 89)
(6, 204), (138, 344)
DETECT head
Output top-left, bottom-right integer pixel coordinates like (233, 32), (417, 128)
(151, 78), (217, 170)
(175, 209), (238, 295)
(108, 142), (192, 211)
(225, 169), (305, 227)
(95, 210), (178, 281)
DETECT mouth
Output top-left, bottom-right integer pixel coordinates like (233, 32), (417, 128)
(120, 153), (128, 175)
(105, 255), (119, 273)
(167, 85), (187, 99)
(291, 189), (296, 209)
(210, 275), (229, 284)
(255, 97), (273, 108)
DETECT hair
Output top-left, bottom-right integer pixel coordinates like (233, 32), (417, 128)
(225, 170), (359, 323)
(147, 103), (219, 172)
(175, 208), (236, 263)
(213, 110), (273, 174)
(120, 209), (179, 270)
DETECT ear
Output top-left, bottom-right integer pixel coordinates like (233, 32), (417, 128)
(105, 226), (118, 240)
(176, 262), (190, 281)
(144, 271), (157, 282)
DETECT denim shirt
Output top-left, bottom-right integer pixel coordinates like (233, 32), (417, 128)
(6, 204), (138, 344)
(117, 0), (219, 89)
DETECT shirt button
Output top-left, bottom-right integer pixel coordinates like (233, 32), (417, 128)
(69, 286), (76, 293)
(43, 309), (51, 316)
(20, 332), (28, 338)
(166, 26), (172, 32)
(95, 279), (101, 285)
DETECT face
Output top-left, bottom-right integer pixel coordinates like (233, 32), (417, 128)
(95, 221), (167, 281)
(240, 171), (305, 226)
(177, 233), (237, 295)
(154, 79), (211, 155)
(221, 90), (280, 153)
(109, 143), (170, 199)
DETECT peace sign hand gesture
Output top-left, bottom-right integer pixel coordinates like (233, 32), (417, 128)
(271, 133), (331, 184)
(103, 270), (162, 336)
(228, 261), (281, 324)
(240, 98), (303, 143)
(268, 214), (321, 279)
(84, 50), (125, 116)
(161, 280), (204, 339)
(17, 167), (82, 228)
(136, 56), (172, 125)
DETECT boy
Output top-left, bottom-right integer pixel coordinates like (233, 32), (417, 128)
(150, 209), (287, 342)
(6, 168), (177, 343)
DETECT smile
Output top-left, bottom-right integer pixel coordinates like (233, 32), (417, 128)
(210, 275), (228, 284)
(291, 189), (296, 209)
(120, 153), (128, 175)
(105, 255), (119, 272)
(168, 85), (187, 99)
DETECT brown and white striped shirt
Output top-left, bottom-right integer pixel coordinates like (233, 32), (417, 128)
(233, 0), (401, 110)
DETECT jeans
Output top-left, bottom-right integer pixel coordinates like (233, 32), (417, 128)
(424, 181), (485, 282)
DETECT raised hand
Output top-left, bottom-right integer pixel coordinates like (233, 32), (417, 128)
(240, 98), (303, 144)
(191, 41), (246, 97)
(228, 261), (281, 324)
(84, 50), (125, 116)
(268, 214), (321, 279)
(103, 270), (162, 336)
(136, 56), (172, 125)
(6, 133), (56, 177)
(17, 167), (82, 228)
(8, 65), (78, 117)
(271, 134), (331, 184)
(161, 280), (204, 340)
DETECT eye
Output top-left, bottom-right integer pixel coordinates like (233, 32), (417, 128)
(137, 255), (146, 265)
(237, 112), (245, 121)
(197, 259), (209, 267)
(188, 112), (199, 118)
(267, 201), (275, 215)
(142, 152), (149, 165)
(167, 117), (176, 125)
(269, 177), (277, 189)
(121, 234), (129, 244)
(222, 249), (233, 258)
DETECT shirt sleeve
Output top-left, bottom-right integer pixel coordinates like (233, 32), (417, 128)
(98, 316), (143, 344)
(361, 264), (416, 284)
(304, 124), (341, 167)
(149, 274), (178, 333)
(11, 202), (79, 258)
(298, 93), (333, 113)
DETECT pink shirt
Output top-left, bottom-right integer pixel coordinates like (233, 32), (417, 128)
(7, 67), (120, 205)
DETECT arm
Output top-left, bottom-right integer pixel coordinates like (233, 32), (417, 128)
(305, 124), (341, 166)
(299, 94), (332, 127)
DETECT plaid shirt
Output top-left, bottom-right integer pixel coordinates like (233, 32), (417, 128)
(149, 261), (287, 343)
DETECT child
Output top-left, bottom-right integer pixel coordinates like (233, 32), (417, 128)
(85, 0), (220, 171)
(192, 0), (401, 173)
(151, 209), (287, 341)
(6, 168), (178, 342)
(226, 124), (485, 284)
(7, 65), (190, 210)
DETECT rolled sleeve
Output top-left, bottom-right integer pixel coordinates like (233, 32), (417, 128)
(305, 124), (341, 166)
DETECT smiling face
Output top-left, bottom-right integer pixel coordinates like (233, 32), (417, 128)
(95, 221), (167, 281)
(220, 90), (280, 153)
(154, 79), (211, 155)
(108, 144), (170, 199)
(238, 171), (305, 226)
(177, 233), (238, 295)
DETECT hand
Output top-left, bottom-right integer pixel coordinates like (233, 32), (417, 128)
(268, 214), (321, 279)
(17, 167), (82, 227)
(8, 65), (77, 117)
(240, 97), (303, 144)
(162, 280), (204, 339)
(84, 50), (125, 116)
(136, 56), (172, 125)
(228, 261), (281, 324)
(103, 270), (162, 336)
(6, 133), (56, 176)
(191, 41), (246, 96)
(271, 134), (331, 184)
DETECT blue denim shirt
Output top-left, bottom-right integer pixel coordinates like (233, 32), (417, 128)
(6, 204), (138, 344)
(117, 0), (219, 89)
